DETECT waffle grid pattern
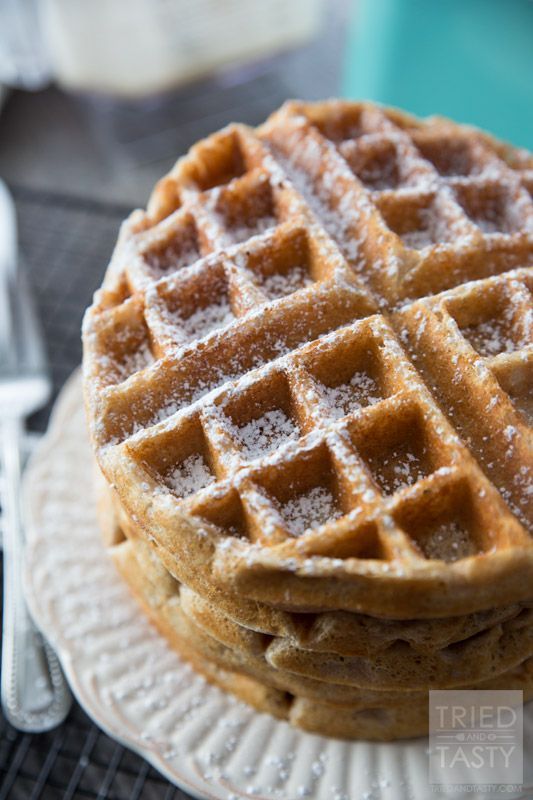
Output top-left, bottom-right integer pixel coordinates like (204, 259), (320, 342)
(396, 268), (532, 529)
(265, 101), (533, 302)
(83, 101), (533, 619)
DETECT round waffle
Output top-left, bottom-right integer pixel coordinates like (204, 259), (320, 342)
(100, 476), (530, 658)
(103, 491), (533, 692)
(109, 531), (533, 741)
(84, 100), (533, 620)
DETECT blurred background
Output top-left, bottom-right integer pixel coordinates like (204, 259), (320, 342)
(0, 0), (341, 206)
(0, 1), (531, 798)
(344, 0), (533, 149)
(0, 0), (531, 208)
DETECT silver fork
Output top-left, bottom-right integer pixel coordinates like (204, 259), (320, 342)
(0, 179), (71, 731)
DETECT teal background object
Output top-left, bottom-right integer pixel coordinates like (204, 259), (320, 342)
(342, 0), (533, 149)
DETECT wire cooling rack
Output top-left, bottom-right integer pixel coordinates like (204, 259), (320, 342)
(0, 188), (186, 799)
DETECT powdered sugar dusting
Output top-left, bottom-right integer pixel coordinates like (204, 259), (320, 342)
(268, 146), (362, 267)
(146, 231), (200, 277)
(417, 139), (478, 178)
(320, 372), (382, 419)
(503, 381), (533, 425)
(398, 207), (451, 250)
(367, 447), (427, 495)
(460, 195), (511, 234)
(177, 299), (235, 344)
(232, 409), (300, 460)
(474, 217), (501, 234)
(417, 520), (476, 562)
(354, 155), (398, 191)
(461, 318), (519, 357)
(280, 487), (341, 536)
(165, 454), (214, 498)
(114, 341), (153, 382)
(258, 266), (314, 300)
(401, 227), (434, 250)
(228, 215), (277, 244)
(341, 138), (401, 191)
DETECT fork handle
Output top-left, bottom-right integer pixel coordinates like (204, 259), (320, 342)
(1, 416), (71, 731)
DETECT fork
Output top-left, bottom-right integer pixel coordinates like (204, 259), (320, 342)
(0, 179), (71, 731)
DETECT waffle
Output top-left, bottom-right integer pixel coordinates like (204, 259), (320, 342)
(83, 99), (533, 738)
(99, 475), (530, 658)
(395, 268), (532, 527)
(83, 100), (532, 620)
(101, 493), (533, 690)
(109, 529), (533, 741)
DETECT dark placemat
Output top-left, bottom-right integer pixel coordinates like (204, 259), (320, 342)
(0, 189), (186, 799)
(12, 187), (129, 431)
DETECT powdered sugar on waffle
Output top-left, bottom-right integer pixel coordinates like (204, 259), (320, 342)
(400, 206), (453, 250)
(421, 521), (475, 562)
(258, 266), (313, 300)
(232, 409), (300, 461)
(372, 449), (426, 495)
(166, 455), (214, 498)
(320, 372), (382, 419)
(229, 215), (277, 244)
(280, 487), (341, 536)
(178, 300), (235, 343)
(84, 103), (533, 628)
(114, 342), (154, 382)
(147, 241), (200, 278)
(461, 318), (518, 356)
(267, 140), (363, 266)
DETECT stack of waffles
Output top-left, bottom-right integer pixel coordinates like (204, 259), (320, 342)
(83, 100), (533, 741)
